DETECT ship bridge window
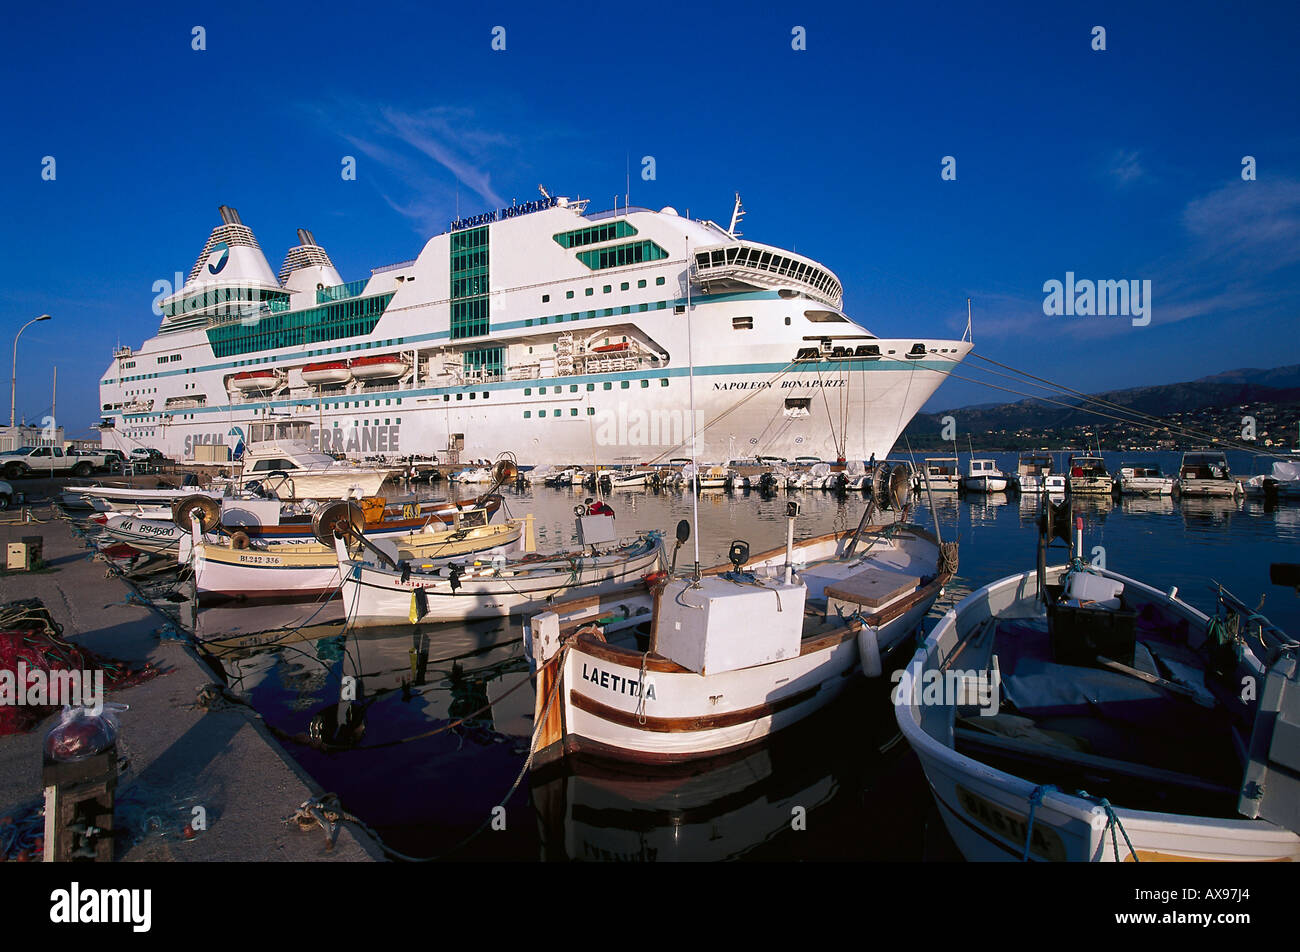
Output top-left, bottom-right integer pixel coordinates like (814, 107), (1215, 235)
(250, 459), (297, 472)
(804, 310), (847, 323)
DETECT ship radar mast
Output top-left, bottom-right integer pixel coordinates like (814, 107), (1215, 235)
(727, 192), (745, 238)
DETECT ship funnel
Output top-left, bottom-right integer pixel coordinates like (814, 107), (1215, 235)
(297, 228), (317, 246)
(219, 205), (243, 225)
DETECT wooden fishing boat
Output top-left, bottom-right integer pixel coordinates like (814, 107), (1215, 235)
(97, 494), (502, 555)
(895, 502), (1300, 861)
(1179, 451), (1242, 497)
(189, 517), (523, 600)
(524, 505), (957, 767)
(334, 515), (665, 627)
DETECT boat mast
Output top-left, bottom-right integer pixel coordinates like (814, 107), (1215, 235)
(686, 236), (700, 578)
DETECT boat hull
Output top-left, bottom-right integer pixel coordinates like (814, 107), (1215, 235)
(339, 540), (664, 626)
(896, 566), (1300, 862)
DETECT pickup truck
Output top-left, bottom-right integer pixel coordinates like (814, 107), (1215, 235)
(0, 445), (98, 478)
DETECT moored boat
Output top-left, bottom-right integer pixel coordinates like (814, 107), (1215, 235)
(1117, 463), (1176, 496)
(1066, 453), (1113, 495)
(1179, 451), (1242, 497)
(524, 503), (956, 766)
(189, 513), (523, 600)
(335, 515), (665, 627)
(895, 504), (1300, 861)
(962, 459), (1009, 493)
(1014, 454), (1055, 494)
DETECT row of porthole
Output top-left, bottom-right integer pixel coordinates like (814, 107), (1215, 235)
(541, 276), (667, 304)
(524, 408), (596, 419)
(524, 379), (669, 396)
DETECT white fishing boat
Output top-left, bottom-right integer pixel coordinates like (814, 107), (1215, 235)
(218, 420), (398, 500)
(962, 459), (1009, 493)
(607, 470), (652, 490)
(524, 503), (957, 766)
(684, 464), (729, 490)
(1013, 454), (1055, 494)
(1066, 453), (1113, 495)
(895, 505), (1300, 861)
(188, 509), (523, 600)
(94, 494), (502, 555)
(1043, 474), (1067, 496)
(1178, 451), (1242, 497)
(1116, 463), (1176, 496)
(335, 513), (665, 627)
(1243, 460), (1300, 500)
(918, 457), (961, 492)
(64, 484), (222, 512)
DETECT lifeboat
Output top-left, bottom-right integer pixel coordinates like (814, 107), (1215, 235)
(592, 342), (630, 354)
(301, 360), (353, 387)
(229, 370), (283, 392)
(350, 354), (410, 380)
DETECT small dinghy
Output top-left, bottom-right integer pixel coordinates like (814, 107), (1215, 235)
(524, 492), (957, 767)
(896, 497), (1300, 861)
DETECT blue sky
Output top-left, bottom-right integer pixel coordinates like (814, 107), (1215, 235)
(2, 1), (1298, 435)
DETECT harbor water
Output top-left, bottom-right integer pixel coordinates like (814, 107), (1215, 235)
(189, 450), (1298, 861)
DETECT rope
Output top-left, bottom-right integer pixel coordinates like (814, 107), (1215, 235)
(1076, 789), (1139, 862)
(1022, 783), (1057, 861)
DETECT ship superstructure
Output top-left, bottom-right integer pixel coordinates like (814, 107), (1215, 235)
(99, 197), (971, 465)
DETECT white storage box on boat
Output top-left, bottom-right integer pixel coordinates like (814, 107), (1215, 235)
(220, 498), (283, 527)
(1063, 571), (1124, 609)
(655, 576), (806, 675)
(577, 514), (616, 546)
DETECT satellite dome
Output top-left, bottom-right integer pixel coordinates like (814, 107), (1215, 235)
(659, 206), (679, 216)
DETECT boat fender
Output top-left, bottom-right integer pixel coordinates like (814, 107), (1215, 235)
(409, 587), (429, 623)
(859, 625), (883, 678)
(230, 530), (250, 550)
(643, 571), (668, 590)
(448, 563), (463, 592)
(400, 561), (411, 583)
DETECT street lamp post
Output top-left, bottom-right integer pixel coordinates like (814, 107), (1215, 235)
(11, 314), (51, 429)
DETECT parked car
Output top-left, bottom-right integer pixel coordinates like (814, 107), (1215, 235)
(0, 445), (96, 479)
(67, 448), (112, 471)
(0, 479), (13, 508)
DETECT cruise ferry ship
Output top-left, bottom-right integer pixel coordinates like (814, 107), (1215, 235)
(98, 196), (971, 465)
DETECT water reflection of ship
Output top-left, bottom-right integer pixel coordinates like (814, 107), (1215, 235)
(963, 491), (1010, 525)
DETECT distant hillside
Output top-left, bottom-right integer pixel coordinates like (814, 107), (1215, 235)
(902, 364), (1300, 448)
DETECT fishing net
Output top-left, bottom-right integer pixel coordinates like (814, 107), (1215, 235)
(0, 599), (162, 736)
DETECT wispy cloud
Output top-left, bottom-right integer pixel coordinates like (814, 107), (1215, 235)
(968, 177), (1300, 342)
(1105, 148), (1146, 186)
(308, 101), (542, 234)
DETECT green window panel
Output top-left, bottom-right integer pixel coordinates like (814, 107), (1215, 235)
(206, 292), (394, 357)
(552, 220), (638, 249)
(575, 240), (670, 271)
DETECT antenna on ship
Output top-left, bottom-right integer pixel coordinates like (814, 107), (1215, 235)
(686, 235), (701, 579)
(538, 184), (551, 202)
(728, 193), (745, 238)
(964, 297), (973, 344)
